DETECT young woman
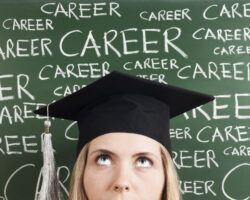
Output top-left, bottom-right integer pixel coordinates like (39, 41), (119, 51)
(69, 132), (181, 200)
(34, 70), (214, 200)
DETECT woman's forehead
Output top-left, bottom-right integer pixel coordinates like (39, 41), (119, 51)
(88, 132), (161, 154)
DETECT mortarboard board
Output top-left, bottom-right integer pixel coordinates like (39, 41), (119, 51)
(34, 70), (214, 157)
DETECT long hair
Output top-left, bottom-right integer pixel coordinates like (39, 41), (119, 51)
(68, 142), (182, 200)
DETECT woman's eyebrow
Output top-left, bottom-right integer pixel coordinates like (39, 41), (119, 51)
(89, 149), (117, 157)
(133, 152), (161, 161)
(89, 149), (160, 161)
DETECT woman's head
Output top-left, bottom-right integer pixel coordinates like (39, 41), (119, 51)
(69, 132), (181, 200)
(33, 71), (212, 200)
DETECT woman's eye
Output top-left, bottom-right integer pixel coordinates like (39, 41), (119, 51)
(95, 154), (112, 166)
(137, 157), (153, 168)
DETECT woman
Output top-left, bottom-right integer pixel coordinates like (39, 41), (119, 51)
(68, 132), (181, 200)
(34, 70), (214, 200)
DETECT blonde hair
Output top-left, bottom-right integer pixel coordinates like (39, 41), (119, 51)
(68, 142), (182, 200)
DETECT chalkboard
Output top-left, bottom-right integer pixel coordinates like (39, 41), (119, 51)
(1, 0), (250, 199)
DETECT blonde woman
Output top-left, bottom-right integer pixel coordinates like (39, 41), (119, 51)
(34, 70), (214, 200)
(69, 132), (182, 200)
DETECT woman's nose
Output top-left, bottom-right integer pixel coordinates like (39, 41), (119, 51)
(113, 184), (130, 192)
(112, 163), (131, 192)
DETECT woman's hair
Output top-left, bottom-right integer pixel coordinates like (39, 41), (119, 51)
(68, 142), (182, 200)
(159, 143), (182, 200)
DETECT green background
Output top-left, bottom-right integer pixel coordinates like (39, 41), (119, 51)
(1, 0), (250, 199)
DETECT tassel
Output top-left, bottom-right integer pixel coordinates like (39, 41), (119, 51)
(38, 114), (64, 200)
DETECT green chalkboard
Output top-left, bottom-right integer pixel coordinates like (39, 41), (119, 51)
(1, 0), (250, 199)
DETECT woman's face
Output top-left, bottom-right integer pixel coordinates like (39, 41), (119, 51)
(83, 132), (165, 200)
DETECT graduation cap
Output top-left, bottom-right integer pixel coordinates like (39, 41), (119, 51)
(34, 70), (214, 156)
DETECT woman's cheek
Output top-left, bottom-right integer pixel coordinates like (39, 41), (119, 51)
(136, 167), (164, 187)
(84, 167), (111, 199)
(84, 163), (113, 185)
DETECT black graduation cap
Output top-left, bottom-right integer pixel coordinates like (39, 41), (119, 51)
(34, 70), (214, 156)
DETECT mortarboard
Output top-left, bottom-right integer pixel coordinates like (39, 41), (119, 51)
(34, 70), (214, 157)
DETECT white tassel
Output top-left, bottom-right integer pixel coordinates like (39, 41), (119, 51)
(38, 120), (63, 200)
